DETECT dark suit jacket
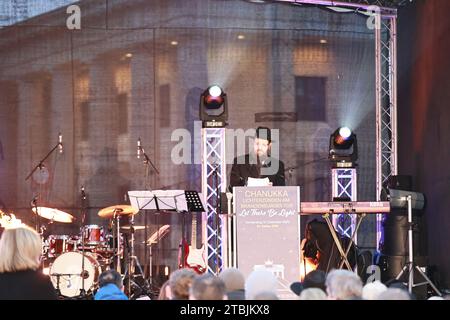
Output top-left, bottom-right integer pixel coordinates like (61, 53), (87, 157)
(229, 154), (285, 190)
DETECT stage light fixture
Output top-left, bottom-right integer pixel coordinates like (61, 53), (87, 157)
(200, 84), (228, 127)
(329, 126), (358, 165)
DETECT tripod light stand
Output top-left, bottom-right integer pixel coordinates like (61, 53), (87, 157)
(389, 189), (441, 296)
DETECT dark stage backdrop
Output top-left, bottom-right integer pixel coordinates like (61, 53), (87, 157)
(0, 0), (379, 278)
(397, 0), (450, 289)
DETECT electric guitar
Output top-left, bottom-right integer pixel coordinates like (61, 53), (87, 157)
(178, 213), (207, 274)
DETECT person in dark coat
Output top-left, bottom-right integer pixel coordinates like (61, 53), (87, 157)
(229, 126), (285, 189)
(0, 224), (57, 300)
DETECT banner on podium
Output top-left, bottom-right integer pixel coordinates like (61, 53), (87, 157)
(233, 186), (300, 299)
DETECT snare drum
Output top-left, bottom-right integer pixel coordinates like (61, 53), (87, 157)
(47, 235), (76, 258)
(49, 251), (101, 297)
(82, 225), (104, 245)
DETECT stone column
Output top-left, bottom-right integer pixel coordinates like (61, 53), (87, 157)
(16, 74), (51, 226)
(82, 57), (120, 226)
(129, 49), (156, 268)
(50, 65), (75, 215)
(0, 81), (18, 213)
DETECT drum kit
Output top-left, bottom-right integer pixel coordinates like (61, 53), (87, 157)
(35, 204), (148, 299)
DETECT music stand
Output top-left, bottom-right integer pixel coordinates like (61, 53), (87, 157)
(128, 190), (205, 283)
(390, 189), (441, 296)
(128, 190), (185, 295)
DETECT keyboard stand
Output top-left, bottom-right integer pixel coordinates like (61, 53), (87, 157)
(322, 211), (366, 271)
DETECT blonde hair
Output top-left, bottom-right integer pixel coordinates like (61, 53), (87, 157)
(0, 225), (42, 273)
(169, 268), (196, 300)
(158, 280), (172, 300)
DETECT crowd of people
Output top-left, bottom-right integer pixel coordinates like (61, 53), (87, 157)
(1, 224), (449, 300)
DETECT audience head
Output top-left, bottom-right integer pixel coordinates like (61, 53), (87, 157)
(189, 274), (227, 300)
(0, 225), (42, 273)
(253, 291), (279, 300)
(290, 270), (327, 296)
(299, 288), (327, 300)
(376, 288), (411, 300)
(427, 296), (444, 300)
(386, 279), (408, 290)
(362, 281), (388, 300)
(325, 269), (363, 300)
(98, 270), (123, 290)
(245, 269), (277, 300)
(303, 270), (327, 291)
(158, 280), (172, 300)
(219, 268), (245, 292)
(169, 268), (196, 300)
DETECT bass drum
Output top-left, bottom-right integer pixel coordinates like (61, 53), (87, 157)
(49, 251), (101, 297)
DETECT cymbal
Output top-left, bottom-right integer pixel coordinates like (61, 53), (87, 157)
(98, 205), (138, 219)
(31, 207), (74, 223)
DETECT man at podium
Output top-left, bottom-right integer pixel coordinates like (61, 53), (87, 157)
(229, 126), (285, 189)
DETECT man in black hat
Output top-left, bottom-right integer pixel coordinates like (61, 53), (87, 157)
(229, 126), (285, 189)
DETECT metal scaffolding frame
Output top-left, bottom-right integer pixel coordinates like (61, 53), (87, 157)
(332, 168), (358, 241)
(375, 14), (398, 250)
(201, 128), (228, 275)
(200, 0), (399, 273)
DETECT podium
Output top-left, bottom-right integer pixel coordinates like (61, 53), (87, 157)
(232, 186), (300, 300)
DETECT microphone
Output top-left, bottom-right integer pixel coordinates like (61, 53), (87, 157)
(58, 133), (63, 153)
(137, 138), (141, 159)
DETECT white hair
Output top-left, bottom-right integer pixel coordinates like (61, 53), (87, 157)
(325, 269), (363, 300)
(362, 281), (388, 300)
(299, 288), (327, 300)
(245, 269), (277, 300)
(427, 296), (444, 300)
(219, 268), (245, 292)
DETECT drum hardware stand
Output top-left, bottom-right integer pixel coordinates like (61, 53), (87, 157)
(52, 273), (63, 298)
(79, 186), (88, 298)
(51, 273), (79, 299)
(112, 210), (122, 274)
(123, 214), (152, 299)
(31, 195), (45, 272)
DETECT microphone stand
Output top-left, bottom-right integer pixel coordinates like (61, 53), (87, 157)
(25, 139), (62, 181)
(137, 139), (159, 298)
(25, 135), (63, 232)
(79, 187), (87, 299)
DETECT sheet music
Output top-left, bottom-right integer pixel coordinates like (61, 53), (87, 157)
(128, 190), (188, 211)
(247, 177), (271, 187)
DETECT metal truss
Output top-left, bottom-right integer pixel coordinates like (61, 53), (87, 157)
(205, 0), (399, 258)
(375, 14), (398, 250)
(331, 168), (358, 241)
(247, 0), (411, 16)
(201, 128), (228, 275)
